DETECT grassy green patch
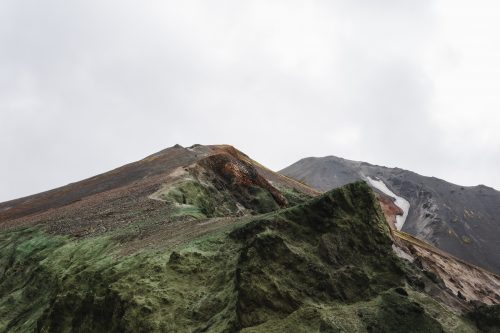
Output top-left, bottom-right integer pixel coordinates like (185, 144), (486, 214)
(0, 182), (495, 332)
(0, 225), (241, 332)
(152, 175), (283, 219)
(272, 183), (314, 206)
(154, 178), (238, 217)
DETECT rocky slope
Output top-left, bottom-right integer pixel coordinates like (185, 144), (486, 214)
(281, 155), (500, 275)
(0, 145), (314, 235)
(0, 145), (499, 332)
(378, 196), (500, 306)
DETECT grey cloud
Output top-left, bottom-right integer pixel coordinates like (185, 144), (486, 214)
(1, 0), (498, 201)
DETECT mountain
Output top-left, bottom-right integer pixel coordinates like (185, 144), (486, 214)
(0, 144), (316, 234)
(0, 145), (499, 332)
(280, 155), (500, 275)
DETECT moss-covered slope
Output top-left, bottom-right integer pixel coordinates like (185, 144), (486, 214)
(150, 152), (289, 220)
(0, 182), (494, 332)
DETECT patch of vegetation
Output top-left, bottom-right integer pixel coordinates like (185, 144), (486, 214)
(272, 183), (313, 206)
(154, 175), (282, 219)
(245, 186), (281, 214)
(154, 178), (239, 218)
(172, 203), (211, 219)
(0, 182), (496, 332)
(0, 225), (240, 332)
(466, 304), (500, 332)
(0, 227), (118, 332)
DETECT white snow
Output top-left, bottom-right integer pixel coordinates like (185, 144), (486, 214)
(366, 176), (410, 230)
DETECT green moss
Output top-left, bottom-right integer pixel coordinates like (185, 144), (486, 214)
(408, 290), (478, 332)
(271, 184), (313, 206)
(230, 182), (405, 328)
(241, 288), (470, 333)
(466, 304), (500, 332)
(171, 204), (208, 219)
(0, 225), (241, 332)
(0, 227), (120, 332)
(0, 182), (496, 332)
(246, 186), (280, 213)
(155, 179), (238, 218)
(153, 176), (283, 219)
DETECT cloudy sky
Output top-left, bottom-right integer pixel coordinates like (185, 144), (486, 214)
(1, 0), (500, 201)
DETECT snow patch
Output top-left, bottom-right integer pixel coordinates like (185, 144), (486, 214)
(366, 176), (410, 230)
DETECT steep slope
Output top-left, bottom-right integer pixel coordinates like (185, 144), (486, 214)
(379, 196), (500, 307)
(281, 156), (500, 275)
(2, 182), (496, 332)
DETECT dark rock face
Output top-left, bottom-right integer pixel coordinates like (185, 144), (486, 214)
(281, 156), (500, 275)
(197, 152), (288, 209)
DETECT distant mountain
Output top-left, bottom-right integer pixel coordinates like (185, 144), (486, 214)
(280, 155), (500, 275)
(0, 145), (499, 331)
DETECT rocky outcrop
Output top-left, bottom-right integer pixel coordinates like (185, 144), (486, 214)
(197, 152), (288, 209)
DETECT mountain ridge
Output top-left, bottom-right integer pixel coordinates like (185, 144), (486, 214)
(286, 155), (498, 190)
(280, 154), (500, 275)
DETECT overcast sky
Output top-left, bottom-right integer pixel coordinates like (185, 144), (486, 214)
(1, 0), (500, 201)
